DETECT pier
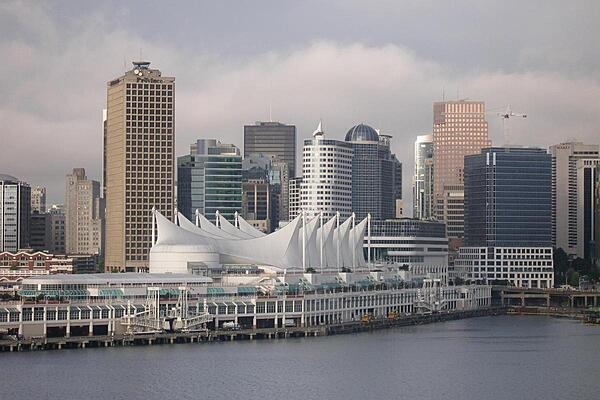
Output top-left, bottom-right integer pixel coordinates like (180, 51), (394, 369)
(0, 307), (502, 352)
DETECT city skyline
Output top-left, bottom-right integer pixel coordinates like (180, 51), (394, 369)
(2, 2), (599, 207)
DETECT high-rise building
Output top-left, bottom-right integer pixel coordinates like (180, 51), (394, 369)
(29, 212), (51, 251)
(244, 121), (296, 177)
(241, 154), (288, 231)
(31, 186), (46, 214)
(345, 124), (402, 220)
(0, 174), (31, 252)
(459, 147), (554, 289)
(413, 134), (434, 219)
(549, 142), (600, 257)
(177, 139), (242, 223)
(577, 159), (600, 260)
(65, 168), (103, 256)
(288, 177), (303, 220)
(595, 164), (600, 266)
(299, 127), (353, 219)
(464, 147), (552, 247)
(47, 205), (66, 255)
(241, 181), (270, 233)
(433, 100), (490, 238)
(104, 61), (175, 272)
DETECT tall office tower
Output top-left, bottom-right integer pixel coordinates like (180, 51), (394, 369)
(65, 168), (103, 255)
(105, 61), (175, 272)
(241, 154), (287, 232)
(270, 158), (290, 222)
(345, 124), (402, 220)
(242, 182), (271, 233)
(288, 177), (303, 220)
(300, 128), (353, 219)
(549, 142), (600, 257)
(459, 147), (553, 289)
(177, 139), (242, 223)
(29, 212), (51, 251)
(413, 134), (434, 219)
(244, 121), (296, 177)
(31, 186), (46, 214)
(0, 174), (31, 252)
(595, 164), (600, 266)
(464, 147), (552, 247)
(48, 205), (66, 254)
(577, 159), (599, 260)
(433, 100), (490, 238)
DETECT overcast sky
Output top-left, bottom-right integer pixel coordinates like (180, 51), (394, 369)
(1, 1), (599, 208)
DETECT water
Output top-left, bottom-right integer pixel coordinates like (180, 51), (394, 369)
(3, 315), (599, 400)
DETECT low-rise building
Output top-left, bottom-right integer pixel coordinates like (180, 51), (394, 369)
(0, 251), (73, 288)
(365, 219), (449, 284)
(454, 246), (554, 288)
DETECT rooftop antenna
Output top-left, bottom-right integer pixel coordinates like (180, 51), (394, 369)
(442, 87), (445, 102)
(269, 103), (272, 122)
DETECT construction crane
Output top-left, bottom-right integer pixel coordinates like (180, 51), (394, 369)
(496, 104), (527, 147)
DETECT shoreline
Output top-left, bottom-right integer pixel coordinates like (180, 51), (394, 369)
(0, 307), (505, 352)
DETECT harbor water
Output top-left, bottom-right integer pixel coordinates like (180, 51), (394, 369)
(3, 315), (599, 400)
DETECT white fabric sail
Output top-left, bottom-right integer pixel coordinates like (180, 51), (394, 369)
(317, 215), (337, 269)
(218, 214), (253, 239)
(196, 212), (240, 240)
(348, 217), (368, 268)
(237, 214), (266, 238)
(297, 215), (320, 268)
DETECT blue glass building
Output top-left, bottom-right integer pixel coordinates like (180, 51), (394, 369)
(177, 139), (242, 223)
(345, 124), (402, 220)
(464, 147), (552, 247)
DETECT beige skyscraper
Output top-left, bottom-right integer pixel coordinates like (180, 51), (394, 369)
(65, 168), (103, 255)
(549, 142), (600, 257)
(104, 61), (175, 272)
(432, 100), (490, 239)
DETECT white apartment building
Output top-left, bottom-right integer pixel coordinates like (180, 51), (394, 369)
(454, 247), (554, 289)
(299, 129), (353, 219)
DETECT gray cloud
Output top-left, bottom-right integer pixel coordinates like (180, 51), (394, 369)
(1, 1), (599, 213)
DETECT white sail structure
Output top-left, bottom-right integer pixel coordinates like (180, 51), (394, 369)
(195, 211), (239, 240)
(149, 209), (367, 273)
(218, 214), (253, 239)
(317, 215), (337, 269)
(298, 215), (320, 268)
(348, 217), (368, 268)
(237, 214), (266, 238)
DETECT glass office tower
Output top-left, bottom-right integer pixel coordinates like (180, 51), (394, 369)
(464, 147), (552, 247)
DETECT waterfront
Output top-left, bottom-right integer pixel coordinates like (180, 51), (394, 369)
(3, 315), (600, 400)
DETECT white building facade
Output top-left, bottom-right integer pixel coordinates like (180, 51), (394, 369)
(454, 246), (554, 289)
(300, 130), (353, 220)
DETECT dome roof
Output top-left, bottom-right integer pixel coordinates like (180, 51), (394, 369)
(0, 174), (19, 182)
(344, 124), (379, 142)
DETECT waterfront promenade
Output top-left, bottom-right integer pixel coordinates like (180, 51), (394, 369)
(0, 307), (500, 352)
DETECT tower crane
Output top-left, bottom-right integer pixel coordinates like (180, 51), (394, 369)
(496, 104), (527, 147)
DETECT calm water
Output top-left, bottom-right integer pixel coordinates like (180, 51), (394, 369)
(3, 315), (599, 400)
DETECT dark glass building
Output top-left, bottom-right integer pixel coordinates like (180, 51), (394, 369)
(177, 139), (242, 223)
(244, 121), (296, 178)
(345, 124), (402, 220)
(464, 147), (552, 247)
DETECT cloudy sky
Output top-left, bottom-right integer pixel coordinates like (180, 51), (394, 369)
(1, 1), (599, 208)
